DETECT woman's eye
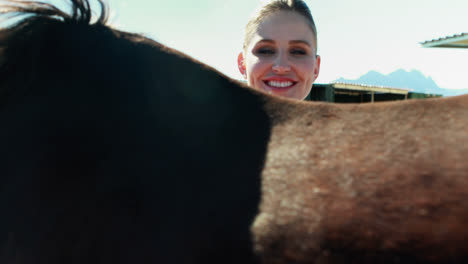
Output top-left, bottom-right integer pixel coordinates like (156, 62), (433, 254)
(256, 48), (275, 55)
(290, 49), (307, 55)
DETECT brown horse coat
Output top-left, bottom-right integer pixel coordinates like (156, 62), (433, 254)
(254, 95), (468, 263)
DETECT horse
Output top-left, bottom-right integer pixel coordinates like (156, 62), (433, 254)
(1, 1), (468, 264)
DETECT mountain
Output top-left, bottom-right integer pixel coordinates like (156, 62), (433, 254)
(334, 69), (468, 97)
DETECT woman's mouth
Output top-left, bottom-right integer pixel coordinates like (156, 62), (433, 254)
(264, 80), (296, 89)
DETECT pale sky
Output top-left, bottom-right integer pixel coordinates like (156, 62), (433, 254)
(105, 0), (468, 90)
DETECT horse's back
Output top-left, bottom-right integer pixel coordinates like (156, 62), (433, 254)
(254, 94), (468, 263)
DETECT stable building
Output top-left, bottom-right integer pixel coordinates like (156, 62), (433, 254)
(421, 33), (468, 48)
(307, 83), (441, 103)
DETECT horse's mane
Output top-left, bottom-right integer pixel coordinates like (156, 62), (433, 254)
(0, 0), (108, 56)
(0, 0), (157, 109)
(0, 0), (101, 104)
(0, 0), (108, 25)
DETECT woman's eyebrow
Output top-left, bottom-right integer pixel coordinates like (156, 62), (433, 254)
(255, 39), (312, 47)
(289, 40), (311, 46)
(257, 39), (275, 44)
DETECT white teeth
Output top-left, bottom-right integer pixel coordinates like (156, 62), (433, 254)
(267, 81), (293, 88)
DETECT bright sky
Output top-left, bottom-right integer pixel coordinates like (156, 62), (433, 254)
(105, 0), (468, 89)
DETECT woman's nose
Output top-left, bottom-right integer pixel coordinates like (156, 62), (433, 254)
(272, 54), (291, 74)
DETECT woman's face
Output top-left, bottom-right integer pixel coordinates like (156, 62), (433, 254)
(238, 11), (320, 100)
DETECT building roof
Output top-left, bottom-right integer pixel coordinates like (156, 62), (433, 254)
(331, 82), (409, 95)
(421, 33), (468, 48)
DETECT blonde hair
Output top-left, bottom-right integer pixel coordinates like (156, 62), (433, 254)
(243, 0), (317, 52)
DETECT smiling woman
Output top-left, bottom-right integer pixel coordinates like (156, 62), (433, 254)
(237, 0), (320, 100)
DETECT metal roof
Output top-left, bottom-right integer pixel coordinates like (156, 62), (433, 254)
(331, 82), (409, 95)
(421, 33), (468, 48)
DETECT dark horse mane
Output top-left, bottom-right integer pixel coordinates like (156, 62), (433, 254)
(0, 1), (272, 263)
(0, 0), (144, 105)
(0, 0), (100, 104)
(0, 0), (108, 24)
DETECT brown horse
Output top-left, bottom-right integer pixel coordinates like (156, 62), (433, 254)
(1, 1), (467, 264)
